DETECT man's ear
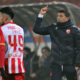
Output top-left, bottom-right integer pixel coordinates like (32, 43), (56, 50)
(3, 16), (8, 22)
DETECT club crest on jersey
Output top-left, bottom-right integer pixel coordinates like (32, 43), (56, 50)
(66, 29), (70, 34)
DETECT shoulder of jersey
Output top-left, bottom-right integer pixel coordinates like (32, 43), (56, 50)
(1, 23), (23, 29)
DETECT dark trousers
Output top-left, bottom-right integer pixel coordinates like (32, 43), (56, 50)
(51, 63), (77, 80)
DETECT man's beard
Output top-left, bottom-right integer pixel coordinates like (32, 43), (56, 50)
(0, 22), (4, 26)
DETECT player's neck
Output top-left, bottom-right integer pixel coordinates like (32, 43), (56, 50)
(4, 19), (13, 24)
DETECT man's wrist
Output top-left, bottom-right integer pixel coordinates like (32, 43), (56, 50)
(38, 14), (44, 18)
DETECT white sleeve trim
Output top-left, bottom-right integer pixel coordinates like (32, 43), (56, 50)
(38, 14), (44, 18)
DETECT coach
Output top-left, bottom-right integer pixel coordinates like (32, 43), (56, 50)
(33, 6), (80, 80)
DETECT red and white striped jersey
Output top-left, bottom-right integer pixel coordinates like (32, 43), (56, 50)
(1, 22), (25, 74)
(0, 27), (5, 68)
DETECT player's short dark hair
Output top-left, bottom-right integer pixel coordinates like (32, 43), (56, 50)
(0, 7), (14, 19)
(58, 10), (70, 17)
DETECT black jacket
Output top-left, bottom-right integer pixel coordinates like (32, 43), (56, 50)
(32, 55), (51, 80)
(33, 17), (80, 66)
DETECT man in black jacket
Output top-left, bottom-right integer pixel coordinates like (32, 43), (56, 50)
(33, 6), (80, 80)
(30, 46), (51, 80)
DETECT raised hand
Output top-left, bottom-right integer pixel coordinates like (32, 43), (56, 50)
(39, 5), (48, 15)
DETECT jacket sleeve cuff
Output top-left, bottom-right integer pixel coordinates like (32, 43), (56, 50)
(38, 14), (44, 18)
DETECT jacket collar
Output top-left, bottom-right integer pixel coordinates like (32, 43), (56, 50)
(57, 19), (73, 29)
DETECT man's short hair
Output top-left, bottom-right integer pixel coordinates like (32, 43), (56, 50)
(42, 46), (50, 52)
(58, 10), (70, 17)
(0, 7), (14, 19)
(24, 47), (31, 53)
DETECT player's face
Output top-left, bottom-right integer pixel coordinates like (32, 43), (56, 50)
(57, 12), (69, 23)
(0, 12), (4, 26)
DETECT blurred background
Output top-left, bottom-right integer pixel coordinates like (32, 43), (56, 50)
(0, 0), (80, 80)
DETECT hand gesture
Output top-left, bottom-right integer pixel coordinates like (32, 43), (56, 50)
(39, 5), (48, 15)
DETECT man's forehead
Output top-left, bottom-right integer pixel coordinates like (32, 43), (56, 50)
(57, 12), (66, 16)
(58, 12), (65, 15)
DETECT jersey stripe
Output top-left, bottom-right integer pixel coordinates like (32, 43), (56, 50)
(8, 58), (12, 73)
(21, 60), (25, 72)
(15, 58), (18, 73)
(11, 58), (15, 73)
(18, 58), (22, 73)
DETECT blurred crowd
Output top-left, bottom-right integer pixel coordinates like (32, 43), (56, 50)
(23, 46), (51, 80)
